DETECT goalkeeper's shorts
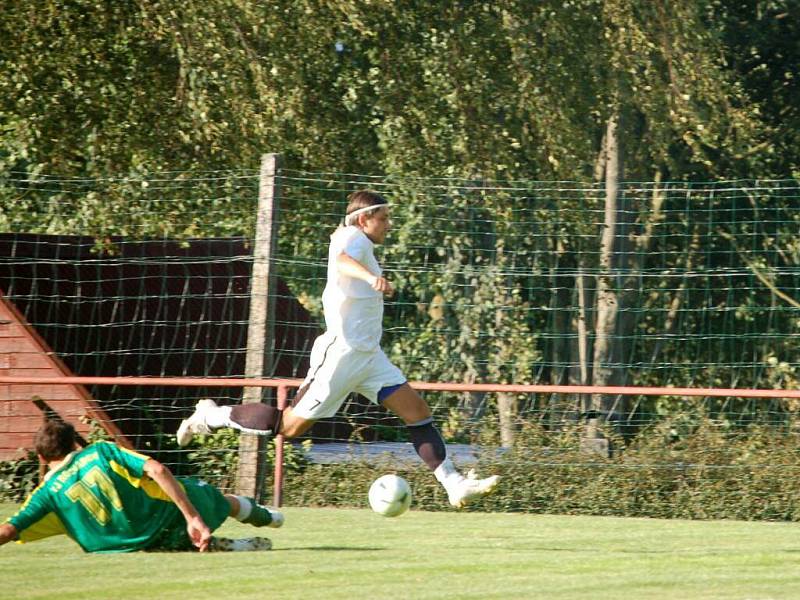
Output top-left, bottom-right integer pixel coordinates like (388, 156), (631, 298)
(145, 479), (229, 552)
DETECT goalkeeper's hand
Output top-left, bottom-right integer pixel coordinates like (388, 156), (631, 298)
(186, 515), (212, 552)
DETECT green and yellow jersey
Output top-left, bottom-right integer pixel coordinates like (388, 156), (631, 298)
(5, 442), (228, 553)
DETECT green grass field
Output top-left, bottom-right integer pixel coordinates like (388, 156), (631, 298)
(2, 503), (800, 600)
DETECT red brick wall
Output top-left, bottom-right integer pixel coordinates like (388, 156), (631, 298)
(0, 292), (128, 460)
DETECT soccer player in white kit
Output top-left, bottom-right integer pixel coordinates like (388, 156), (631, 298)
(177, 190), (499, 507)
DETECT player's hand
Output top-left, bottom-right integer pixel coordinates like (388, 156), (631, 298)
(186, 515), (212, 552)
(369, 275), (394, 297)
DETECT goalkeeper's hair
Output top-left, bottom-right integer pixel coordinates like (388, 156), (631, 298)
(35, 419), (77, 460)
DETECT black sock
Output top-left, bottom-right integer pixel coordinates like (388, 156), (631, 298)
(407, 418), (446, 471)
(230, 404), (282, 432)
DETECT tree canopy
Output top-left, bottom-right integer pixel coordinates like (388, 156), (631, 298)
(1, 0), (796, 181)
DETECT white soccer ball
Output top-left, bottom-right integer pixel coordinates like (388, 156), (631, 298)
(368, 474), (412, 517)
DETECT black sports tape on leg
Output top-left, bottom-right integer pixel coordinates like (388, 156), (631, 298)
(230, 404), (282, 432)
(407, 421), (446, 471)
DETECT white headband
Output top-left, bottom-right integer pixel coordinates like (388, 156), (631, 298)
(344, 203), (389, 226)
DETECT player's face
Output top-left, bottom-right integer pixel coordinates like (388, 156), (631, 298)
(361, 207), (391, 244)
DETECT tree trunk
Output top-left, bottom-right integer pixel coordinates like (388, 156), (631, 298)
(588, 111), (625, 447)
(497, 392), (516, 448)
(573, 265), (593, 423)
(585, 111), (629, 452)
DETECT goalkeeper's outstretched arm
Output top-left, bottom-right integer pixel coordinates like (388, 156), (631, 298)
(143, 458), (212, 552)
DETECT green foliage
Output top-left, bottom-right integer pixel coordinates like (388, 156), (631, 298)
(0, 452), (39, 503)
(1, 0), (794, 187)
(185, 430), (241, 490)
(284, 417), (800, 522)
(1, 1), (796, 411)
(81, 415), (114, 444)
(2, 0), (799, 517)
(716, 1), (800, 178)
(186, 431), (312, 491)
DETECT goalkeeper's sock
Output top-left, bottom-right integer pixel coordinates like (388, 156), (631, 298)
(234, 495), (254, 521)
(233, 496), (284, 528)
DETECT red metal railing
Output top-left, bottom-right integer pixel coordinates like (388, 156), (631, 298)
(3, 374), (800, 505)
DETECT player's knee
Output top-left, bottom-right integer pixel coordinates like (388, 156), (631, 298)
(280, 415), (313, 438)
(280, 422), (300, 438)
(280, 423), (303, 438)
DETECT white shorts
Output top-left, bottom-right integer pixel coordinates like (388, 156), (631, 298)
(291, 332), (406, 420)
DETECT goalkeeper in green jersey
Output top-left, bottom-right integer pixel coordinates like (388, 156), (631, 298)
(0, 420), (284, 553)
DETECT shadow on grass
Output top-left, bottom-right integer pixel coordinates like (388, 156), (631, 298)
(274, 546), (385, 552)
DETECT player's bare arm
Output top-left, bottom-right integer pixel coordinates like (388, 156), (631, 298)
(336, 251), (394, 296)
(143, 458), (212, 551)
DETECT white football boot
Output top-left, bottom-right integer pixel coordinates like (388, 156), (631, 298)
(176, 399), (219, 447)
(446, 469), (500, 508)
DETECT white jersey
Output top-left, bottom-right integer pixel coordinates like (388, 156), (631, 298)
(321, 226), (384, 351)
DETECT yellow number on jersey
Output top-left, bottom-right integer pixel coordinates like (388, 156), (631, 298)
(65, 466), (123, 525)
